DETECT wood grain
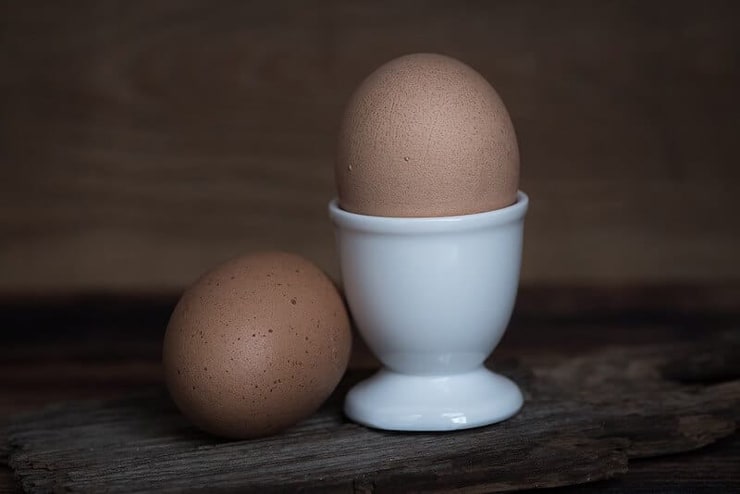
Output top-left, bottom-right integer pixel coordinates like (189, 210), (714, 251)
(529, 434), (740, 494)
(6, 334), (739, 493)
(1, 287), (739, 492)
(1, 0), (739, 291)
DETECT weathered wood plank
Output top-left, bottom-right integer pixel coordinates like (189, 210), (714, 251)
(6, 334), (739, 493)
(1, 1), (739, 291)
(521, 434), (740, 494)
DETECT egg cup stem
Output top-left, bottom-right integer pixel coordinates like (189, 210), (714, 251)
(345, 368), (522, 431)
(329, 192), (529, 432)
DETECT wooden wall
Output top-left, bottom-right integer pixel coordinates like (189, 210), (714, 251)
(1, 0), (739, 292)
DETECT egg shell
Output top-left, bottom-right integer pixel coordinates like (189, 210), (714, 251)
(336, 53), (519, 217)
(163, 251), (352, 439)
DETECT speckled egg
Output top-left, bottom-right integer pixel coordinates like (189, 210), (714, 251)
(162, 251), (352, 439)
(336, 53), (519, 217)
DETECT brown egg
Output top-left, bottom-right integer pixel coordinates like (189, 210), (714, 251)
(162, 251), (352, 439)
(336, 53), (519, 217)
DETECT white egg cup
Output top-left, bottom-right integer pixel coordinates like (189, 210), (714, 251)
(328, 192), (529, 431)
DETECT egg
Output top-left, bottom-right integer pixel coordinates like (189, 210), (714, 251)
(336, 53), (519, 217)
(162, 251), (352, 439)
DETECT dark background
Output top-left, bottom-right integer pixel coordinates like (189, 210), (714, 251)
(2, 0), (738, 295)
(1, 2), (740, 491)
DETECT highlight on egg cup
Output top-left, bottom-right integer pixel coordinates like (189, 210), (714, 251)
(329, 192), (528, 432)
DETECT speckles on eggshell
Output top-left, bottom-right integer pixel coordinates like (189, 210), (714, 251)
(336, 53), (519, 217)
(162, 251), (352, 440)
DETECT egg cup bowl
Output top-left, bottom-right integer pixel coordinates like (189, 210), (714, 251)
(329, 191), (528, 431)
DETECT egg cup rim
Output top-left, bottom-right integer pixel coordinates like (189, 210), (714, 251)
(329, 191), (528, 234)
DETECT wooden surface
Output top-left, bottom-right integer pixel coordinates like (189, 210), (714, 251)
(1, 286), (740, 492)
(6, 335), (740, 493)
(2, 0), (740, 292)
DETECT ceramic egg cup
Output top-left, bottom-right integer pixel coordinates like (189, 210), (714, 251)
(329, 192), (529, 432)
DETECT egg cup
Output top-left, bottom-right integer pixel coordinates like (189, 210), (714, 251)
(329, 192), (529, 431)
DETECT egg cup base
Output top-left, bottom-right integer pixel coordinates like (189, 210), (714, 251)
(343, 366), (523, 431)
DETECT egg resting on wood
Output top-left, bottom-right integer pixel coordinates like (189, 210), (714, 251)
(336, 53), (519, 217)
(163, 251), (352, 439)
